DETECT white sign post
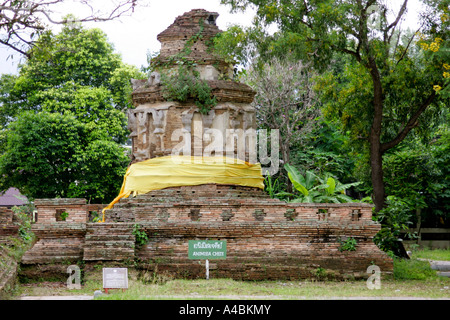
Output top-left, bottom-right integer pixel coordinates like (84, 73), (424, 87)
(102, 268), (128, 294)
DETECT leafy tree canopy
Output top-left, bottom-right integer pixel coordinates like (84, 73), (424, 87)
(0, 21), (145, 202)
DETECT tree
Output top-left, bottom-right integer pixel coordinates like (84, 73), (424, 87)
(221, 0), (450, 213)
(0, 111), (129, 203)
(244, 56), (318, 167)
(0, 21), (144, 139)
(0, 22), (145, 202)
(0, 0), (145, 57)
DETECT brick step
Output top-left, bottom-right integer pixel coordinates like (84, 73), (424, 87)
(83, 248), (135, 261)
(21, 255), (82, 263)
(83, 222), (135, 261)
(83, 240), (135, 248)
(85, 234), (134, 241)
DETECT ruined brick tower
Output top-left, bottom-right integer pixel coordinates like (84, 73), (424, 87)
(128, 9), (257, 164)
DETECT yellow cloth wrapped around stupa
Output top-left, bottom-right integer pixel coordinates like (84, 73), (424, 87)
(100, 156), (265, 222)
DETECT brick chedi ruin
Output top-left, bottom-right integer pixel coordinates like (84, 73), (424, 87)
(20, 9), (393, 281)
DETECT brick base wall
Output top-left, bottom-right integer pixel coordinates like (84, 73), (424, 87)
(21, 185), (393, 280)
(0, 208), (19, 245)
(135, 220), (392, 280)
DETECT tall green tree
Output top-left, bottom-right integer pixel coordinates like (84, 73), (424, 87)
(1, 21), (143, 129)
(244, 56), (318, 167)
(0, 112), (129, 202)
(0, 22), (145, 202)
(221, 0), (450, 213)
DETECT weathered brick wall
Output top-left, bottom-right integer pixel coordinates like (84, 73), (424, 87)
(0, 208), (19, 245)
(84, 223), (135, 261)
(104, 185), (393, 280)
(21, 223), (86, 264)
(132, 212), (392, 280)
(22, 187), (393, 280)
(34, 199), (88, 224)
(20, 200), (107, 264)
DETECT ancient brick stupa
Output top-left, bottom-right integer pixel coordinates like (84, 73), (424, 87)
(100, 9), (266, 216)
(127, 9), (257, 164)
(21, 9), (393, 281)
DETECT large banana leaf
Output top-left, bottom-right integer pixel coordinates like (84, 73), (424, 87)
(285, 164), (308, 196)
(284, 164), (361, 204)
(325, 177), (336, 195)
(287, 172), (309, 196)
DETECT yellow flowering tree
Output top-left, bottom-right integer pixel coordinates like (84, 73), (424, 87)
(417, 1), (450, 97)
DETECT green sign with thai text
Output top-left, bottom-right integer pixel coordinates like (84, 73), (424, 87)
(188, 240), (227, 260)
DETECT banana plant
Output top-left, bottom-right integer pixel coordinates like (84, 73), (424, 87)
(284, 164), (361, 203)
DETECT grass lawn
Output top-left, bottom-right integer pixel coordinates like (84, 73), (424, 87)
(409, 248), (450, 261)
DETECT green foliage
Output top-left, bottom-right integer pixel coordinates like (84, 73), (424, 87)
(264, 175), (280, 199)
(383, 147), (434, 209)
(133, 224), (149, 247)
(373, 196), (418, 256)
(89, 211), (102, 223)
(380, 124), (450, 228)
(0, 22), (140, 202)
(61, 211), (69, 221)
(424, 126), (450, 224)
(11, 205), (34, 244)
(0, 22), (144, 137)
(393, 258), (439, 280)
(213, 24), (268, 71)
(160, 66), (217, 115)
(283, 164), (361, 203)
(0, 112), (129, 203)
(338, 237), (357, 252)
(35, 81), (128, 143)
(290, 119), (357, 182)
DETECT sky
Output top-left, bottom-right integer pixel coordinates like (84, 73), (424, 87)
(0, 0), (424, 75)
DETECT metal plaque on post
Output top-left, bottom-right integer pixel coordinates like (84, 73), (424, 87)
(102, 268), (128, 293)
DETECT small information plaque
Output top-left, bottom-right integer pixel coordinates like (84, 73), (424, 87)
(102, 268), (128, 292)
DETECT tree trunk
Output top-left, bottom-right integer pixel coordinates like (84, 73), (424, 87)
(368, 58), (386, 214)
(370, 135), (385, 213)
(368, 58), (409, 259)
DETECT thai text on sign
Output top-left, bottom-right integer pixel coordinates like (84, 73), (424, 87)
(188, 240), (227, 260)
